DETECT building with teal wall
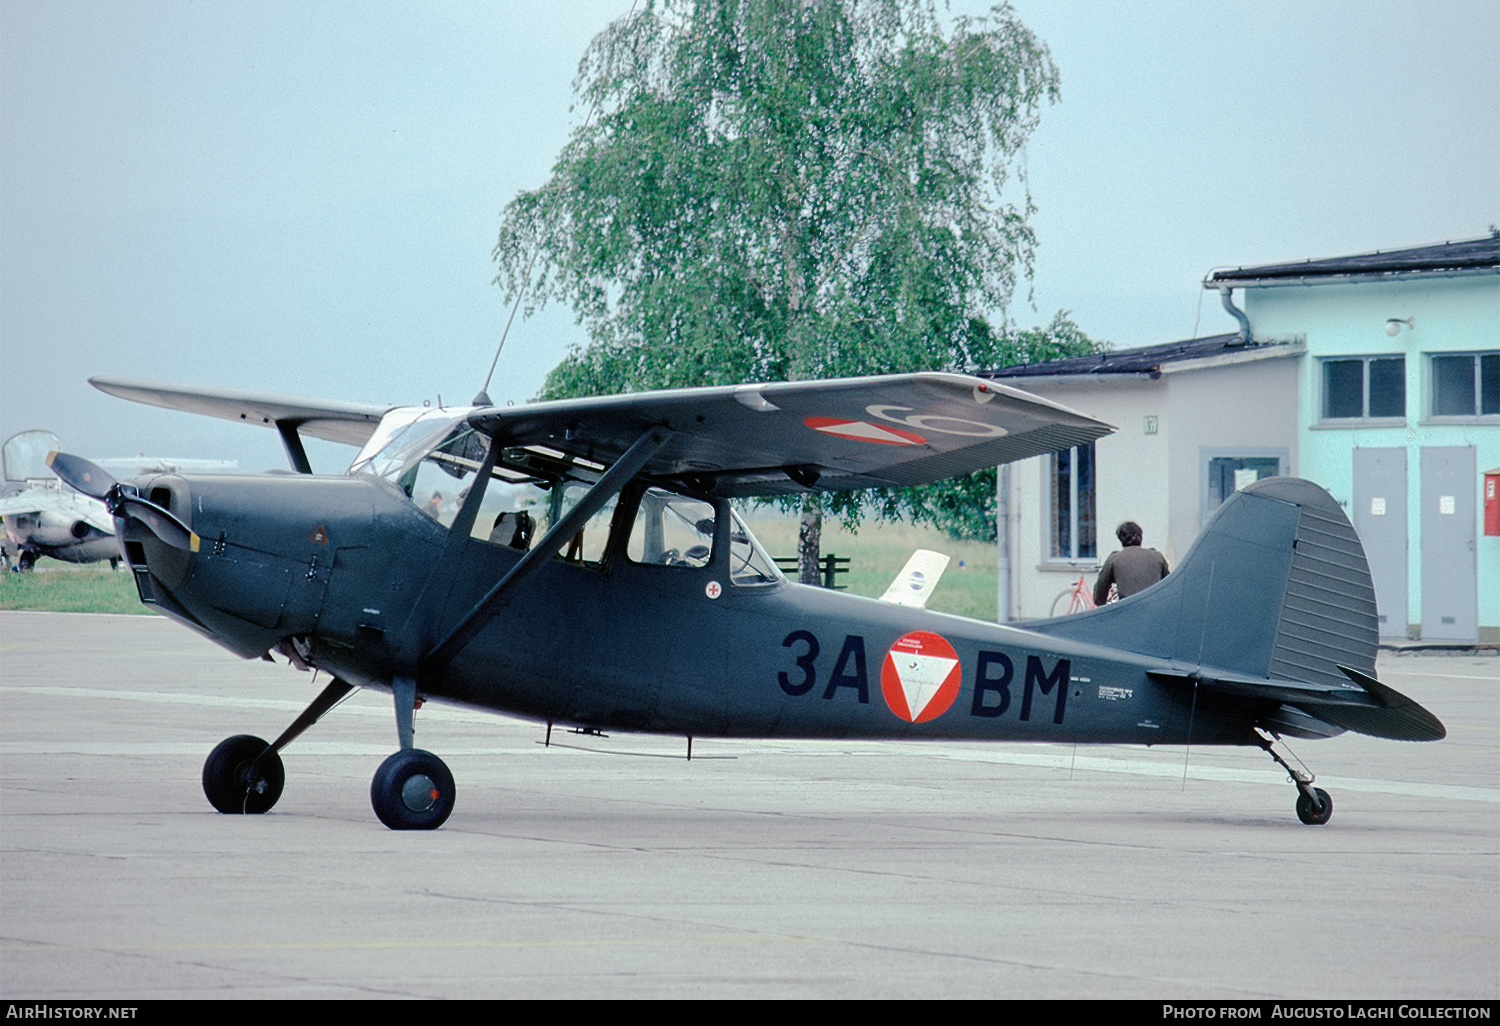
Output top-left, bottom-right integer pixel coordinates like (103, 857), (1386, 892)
(1208, 236), (1498, 643)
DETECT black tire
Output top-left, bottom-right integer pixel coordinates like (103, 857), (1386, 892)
(1295, 787), (1333, 826)
(371, 749), (455, 830)
(203, 734), (284, 814)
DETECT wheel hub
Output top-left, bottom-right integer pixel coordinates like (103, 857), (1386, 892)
(401, 773), (439, 812)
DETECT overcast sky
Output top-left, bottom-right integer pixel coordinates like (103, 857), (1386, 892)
(3, 0), (1496, 471)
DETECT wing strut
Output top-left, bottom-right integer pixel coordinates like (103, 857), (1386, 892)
(420, 427), (675, 674)
(276, 422), (313, 475)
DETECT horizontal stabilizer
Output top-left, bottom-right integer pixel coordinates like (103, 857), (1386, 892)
(1148, 666), (1445, 742)
(1328, 665), (1447, 742)
(879, 549), (951, 608)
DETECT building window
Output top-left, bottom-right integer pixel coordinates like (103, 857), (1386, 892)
(1203, 452), (1287, 525)
(1430, 352), (1500, 418)
(1321, 356), (1405, 421)
(1049, 442), (1096, 561)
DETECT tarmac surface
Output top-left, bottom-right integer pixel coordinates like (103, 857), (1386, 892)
(1, 610), (1496, 1000)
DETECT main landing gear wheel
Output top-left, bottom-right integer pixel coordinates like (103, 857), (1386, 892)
(1296, 787), (1333, 826)
(203, 734), (284, 814)
(371, 749), (455, 830)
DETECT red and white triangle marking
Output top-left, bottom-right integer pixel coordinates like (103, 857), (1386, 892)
(803, 417), (926, 446)
(880, 631), (962, 723)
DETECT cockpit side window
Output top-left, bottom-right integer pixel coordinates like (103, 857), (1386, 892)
(475, 480), (550, 550)
(627, 489), (715, 568)
(348, 411), (779, 587)
(553, 481), (619, 565)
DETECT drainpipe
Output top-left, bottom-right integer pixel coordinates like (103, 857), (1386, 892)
(996, 464), (1012, 623)
(1217, 286), (1253, 346)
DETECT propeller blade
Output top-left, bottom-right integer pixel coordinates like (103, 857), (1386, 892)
(116, 493), (200, 552)
(49, 452), (199, 551)
(46, 451), (118, 500)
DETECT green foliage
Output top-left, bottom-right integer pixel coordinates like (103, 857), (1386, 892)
(495, 0), (1100, 544)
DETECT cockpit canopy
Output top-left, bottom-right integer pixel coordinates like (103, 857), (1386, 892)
(347, 406), (781, 586)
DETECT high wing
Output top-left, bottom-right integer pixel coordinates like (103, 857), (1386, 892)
(469, 373), (1114, 497)
(90, 377), (395, 448)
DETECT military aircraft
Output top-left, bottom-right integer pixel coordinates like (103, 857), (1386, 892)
(49, 373), (1445, 830)
(3, 431), (121, 570)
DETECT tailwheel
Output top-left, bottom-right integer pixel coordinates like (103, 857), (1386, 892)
(371, 749), (455, 830)
(1296, 787), (1333, 826)
(1254, 728), (1333, 826)
(203, 734), (284, 814)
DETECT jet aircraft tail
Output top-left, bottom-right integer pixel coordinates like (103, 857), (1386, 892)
(1028, 477), (1444, 742)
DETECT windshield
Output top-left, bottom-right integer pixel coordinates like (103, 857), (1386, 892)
(348, 409), (472, 484)
(350, 407), (559, 543)
(728, 507), (782, 586)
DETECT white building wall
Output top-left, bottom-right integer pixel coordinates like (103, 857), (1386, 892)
(999, 351), (1298, 620)
(1160, 354), (1301, 559)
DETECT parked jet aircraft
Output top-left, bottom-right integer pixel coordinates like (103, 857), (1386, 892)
(3, 431), (120, 570)
(52, 373), (1445, 830)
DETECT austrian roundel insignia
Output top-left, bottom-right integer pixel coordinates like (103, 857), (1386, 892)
(880, 631), (962, 723)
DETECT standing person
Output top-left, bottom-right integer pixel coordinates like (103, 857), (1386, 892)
(1093, 521), (1169, 605)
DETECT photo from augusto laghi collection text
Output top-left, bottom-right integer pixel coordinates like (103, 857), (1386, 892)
(1162, 1006), (1492, 1020)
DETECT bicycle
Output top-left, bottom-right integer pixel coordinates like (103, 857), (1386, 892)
(1049, 575), (1099, 617)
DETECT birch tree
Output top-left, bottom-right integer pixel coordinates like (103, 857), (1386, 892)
(495, 0), (1090, 577)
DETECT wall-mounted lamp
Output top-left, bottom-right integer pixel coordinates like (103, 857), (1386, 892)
(1384, 317), (1415, 337)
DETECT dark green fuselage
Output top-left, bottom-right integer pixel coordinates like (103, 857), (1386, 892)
(120, 471), (1252, 749)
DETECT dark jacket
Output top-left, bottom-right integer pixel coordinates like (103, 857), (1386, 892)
(1094, 545), (1169, 605)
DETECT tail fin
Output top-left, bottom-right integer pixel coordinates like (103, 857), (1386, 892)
(1031, 477), (1377, 689)
(879, 549), (951, 608)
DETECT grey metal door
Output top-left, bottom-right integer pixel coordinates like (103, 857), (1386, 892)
(1353, 448), (1408, 638)
(1420, 446), (1477, 642)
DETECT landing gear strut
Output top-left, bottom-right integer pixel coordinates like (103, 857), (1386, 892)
(200, 673), (457, 830)
(1255, 728), (1332, 825)
(370, 675), (455, 830)
(201, 678), (354, 815)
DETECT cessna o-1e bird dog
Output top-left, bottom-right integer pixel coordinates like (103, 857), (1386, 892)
(51, 373), (1444, 830)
